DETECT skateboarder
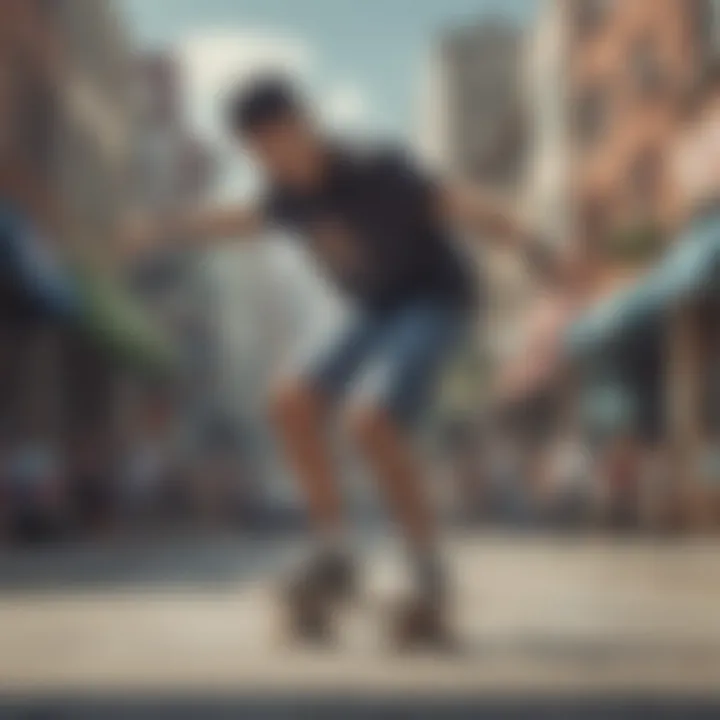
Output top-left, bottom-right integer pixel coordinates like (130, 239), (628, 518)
(129, 75), (544, 646)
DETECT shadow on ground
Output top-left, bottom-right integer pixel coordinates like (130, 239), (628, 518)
(1, 695), (719, 720)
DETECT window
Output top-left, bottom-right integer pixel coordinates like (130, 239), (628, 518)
(628, 148), (663, 213)
(573, 0), (615, 37)
(572, 85), (610, 149)
(693, 0), (720, 72)
(706, 0), (720, 53)
(578, 198), (609, 255)
(0, 58), (20, 158)
(13, 70), (57, 177)
(629, 38), (667, 99)
(35, 0), (61, 19)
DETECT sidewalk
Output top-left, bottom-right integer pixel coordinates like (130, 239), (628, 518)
(1, 534), (719, 697)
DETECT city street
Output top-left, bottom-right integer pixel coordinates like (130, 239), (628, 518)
(0, 532), (719, 717)
(5, 0), (720, 717)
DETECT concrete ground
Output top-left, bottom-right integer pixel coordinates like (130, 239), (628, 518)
(0, 532), (719, 717)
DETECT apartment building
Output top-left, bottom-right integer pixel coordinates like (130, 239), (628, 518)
(0, 0), (166, 472)
(418, 20), (530, 418)
(561, 0), (720, 525)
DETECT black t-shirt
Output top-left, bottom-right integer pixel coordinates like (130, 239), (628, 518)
(263, 145), (476, 312)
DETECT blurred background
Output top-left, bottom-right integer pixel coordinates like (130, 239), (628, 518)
(1, 0), (720, 717)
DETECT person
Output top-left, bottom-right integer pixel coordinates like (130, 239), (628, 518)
(69, 438), (112, 537)
(485, 431), (528, 526)
(121, 413), (170, 531)
(600, 433), (644, 531)
(127, 75), (546, 645)
(443, 415), (485, 525)
(541, 431), (595, 530)
(6, 433), (65, 543)
(698, 431), (720, 527)
(638, 440), (675, 532)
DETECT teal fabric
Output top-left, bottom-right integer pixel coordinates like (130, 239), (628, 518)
(565, 279), (662, 359)
(565, 211), (720, 360)
(579, 376), (638, 440)
(0, 204), (80, 319)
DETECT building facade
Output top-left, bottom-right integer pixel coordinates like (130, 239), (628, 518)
(535, 0), (720, 527)
(0, 0), (171, 536)
(567, 0), (704, 293)
(419, 21), (526, 185)
(130, 50), (217, 464)
(523, 0), (572, 249)
(523, 0), (710, 287)
(0, 0), (134, 443)
(418, 20), (530, 417)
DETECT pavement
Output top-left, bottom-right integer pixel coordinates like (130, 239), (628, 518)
(0, 532), (719, 718)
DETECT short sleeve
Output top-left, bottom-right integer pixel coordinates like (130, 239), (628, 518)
(367, 147), (440, 231)
(372, 147), (438, 201)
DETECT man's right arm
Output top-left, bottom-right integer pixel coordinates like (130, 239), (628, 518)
(123, 204), (266, 259)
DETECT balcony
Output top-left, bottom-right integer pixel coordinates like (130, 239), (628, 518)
(6, 0), (66, 88)
(693, 0), (720, 83)
(571, 0), (617, 40)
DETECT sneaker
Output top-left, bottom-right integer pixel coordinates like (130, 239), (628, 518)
(388, 592), (455, 651)
(282, 551), (357, 642)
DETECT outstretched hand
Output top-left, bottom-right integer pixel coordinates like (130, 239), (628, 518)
(116, 212), (169, 263)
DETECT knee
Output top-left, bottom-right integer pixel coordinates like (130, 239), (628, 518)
(345, 403), (388, 449)
(269, 380), (324, 432)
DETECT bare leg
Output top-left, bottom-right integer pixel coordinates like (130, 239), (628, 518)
(270, 380), (356, 641)
(348, 405), (436, 556)
(270, 379), (343, 532)
(349, 404), (451, 646)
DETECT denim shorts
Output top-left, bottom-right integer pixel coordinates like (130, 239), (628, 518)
(293, 300), (469, 428)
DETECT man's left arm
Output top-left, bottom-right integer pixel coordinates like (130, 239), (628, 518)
(438, 182), (556, 279)
(438, 182), (531, 249)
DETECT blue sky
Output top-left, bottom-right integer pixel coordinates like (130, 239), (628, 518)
(121, 0), (537, 196)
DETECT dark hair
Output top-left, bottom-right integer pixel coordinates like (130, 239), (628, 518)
(225, 74), (304, 135)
